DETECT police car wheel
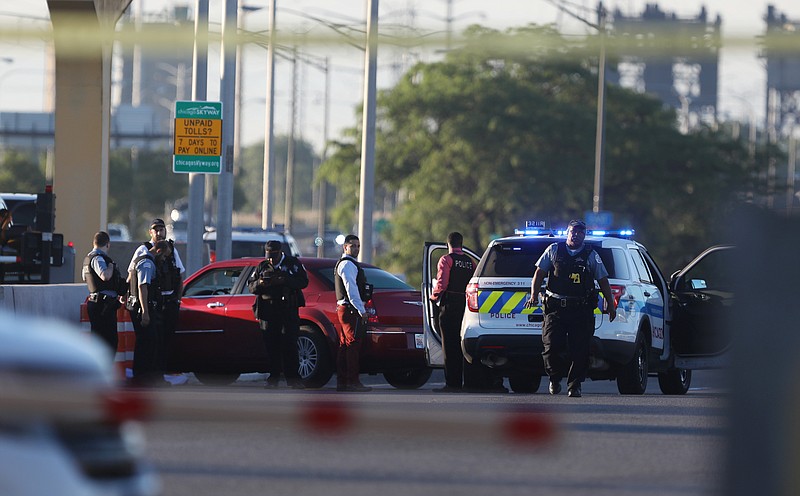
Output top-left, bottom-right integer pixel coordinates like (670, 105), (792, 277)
(657, 368), (692, 395)
(616, 334), (649, 395)
(297, 325), (333, 388)
(383, 368), (433, 389)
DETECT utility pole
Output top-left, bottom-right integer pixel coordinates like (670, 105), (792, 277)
(187, 0), (209, 275)
(262, 0), (277, 230)
(358, 0), (379, 263)
(216, 0), (238, 262)
(545, 0), (608, 215)
(316, 57), (330, 258)
(284, 47), (298, 233)
(592, 3), (607, 214)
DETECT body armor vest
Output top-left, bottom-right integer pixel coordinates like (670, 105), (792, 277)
(82, 252), (119, 294)
(546, 242), (595, 298)
(335, 256), (368, 302)
(144, 240), (181, 293)
(129, 253), (160, 305)
(445, 252), (474, 295)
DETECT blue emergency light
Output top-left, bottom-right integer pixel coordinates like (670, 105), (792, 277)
(516, 221), (634, 238)
(514, 220), (550, 236)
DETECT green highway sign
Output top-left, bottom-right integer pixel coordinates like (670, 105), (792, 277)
(173, 101), (223, 174)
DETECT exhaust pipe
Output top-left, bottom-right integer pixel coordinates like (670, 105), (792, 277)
(480, 353), (509, 368)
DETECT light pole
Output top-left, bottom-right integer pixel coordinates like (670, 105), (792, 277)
(358, 0), (379, 264)
(591, 3), (607, 214)
(545, 0), (608, 215)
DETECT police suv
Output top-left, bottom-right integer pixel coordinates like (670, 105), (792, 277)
(422, 223), (733, 395)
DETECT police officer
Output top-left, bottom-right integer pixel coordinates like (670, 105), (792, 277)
(247, 240), (309, 389)
(82, 231), (125, 352)
(430, 232), (475, 392)
(129, 218), (185, 384)
(527, 220), (617, 397)
(127, 240), (172, 387)
(334, 234), (372, 392)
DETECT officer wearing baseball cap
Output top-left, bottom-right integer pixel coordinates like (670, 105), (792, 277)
(527, 219), (617, 398)
(247, 240), (309, 389)
(128, 218), (186, 386)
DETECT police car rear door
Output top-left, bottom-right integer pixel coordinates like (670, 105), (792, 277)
(668, 245), (735, 368)
(422, 242), (480, 367)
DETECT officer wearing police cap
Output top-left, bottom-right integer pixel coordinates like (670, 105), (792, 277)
(247, 240), (309, 389)
(527, 220), (617, 398)
(128, 218), (186, 384)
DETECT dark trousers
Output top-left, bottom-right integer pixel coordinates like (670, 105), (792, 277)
(336, 305), (365, 387)
(161, 299), (180, 370)
(437, 295), (466, 388)
(542, 305), (594, 390)
(259, 303), (301, 382)
(87, 299), (118, 353)
(129, 305), (164, 386)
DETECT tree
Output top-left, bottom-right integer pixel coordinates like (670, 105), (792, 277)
(237, 135), (319, 225)
(108, 148), (189, 236)
(0, 150), (47, 192)
(321, 25), (761, 285)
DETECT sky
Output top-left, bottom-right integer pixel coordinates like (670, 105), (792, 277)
(1, 0), (799, 153)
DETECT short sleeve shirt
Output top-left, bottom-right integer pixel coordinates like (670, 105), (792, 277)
(536, 242), (609, 281)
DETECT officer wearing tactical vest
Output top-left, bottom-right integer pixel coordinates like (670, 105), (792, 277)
(82, 231), (126, 353)
(128, 218), (185, 385)
(430, 232), (475, 392)
(127, 240), (172, 387)
(334, 234), (373, 392)
(528, 220), (617, 398)
(247, 240), (309, 389)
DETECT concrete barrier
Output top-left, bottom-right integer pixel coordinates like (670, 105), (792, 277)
(0, 283), (88, 322)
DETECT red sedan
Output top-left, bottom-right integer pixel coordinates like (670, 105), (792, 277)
(169, 257), (431, 389)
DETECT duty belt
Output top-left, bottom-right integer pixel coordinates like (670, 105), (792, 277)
(545, 290), (590, 308)
(88, 293), (113, 303)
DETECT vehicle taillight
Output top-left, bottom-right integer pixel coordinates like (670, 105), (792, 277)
(365, 299), (378, 324)
(209, 250), (216, 263)
(608, 284), (625, 307)
(466, 282), (479, 312)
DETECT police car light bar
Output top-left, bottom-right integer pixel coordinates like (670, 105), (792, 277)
(514, 220), (550, 236)
(553, 228), (635, 237)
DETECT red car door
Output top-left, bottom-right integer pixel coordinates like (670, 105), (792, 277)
(172, 264), (265, 372)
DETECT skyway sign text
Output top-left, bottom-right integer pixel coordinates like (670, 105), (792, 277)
(173, 101), (223, 174)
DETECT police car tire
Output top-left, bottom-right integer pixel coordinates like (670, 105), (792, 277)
(383, 368), (433, 389)
(508, 373), (542, 394)
(616, 335), (649, 395)
(297, 325), (333, 388)
(194, 372), (241, 386)
(657, 368), (692, 395)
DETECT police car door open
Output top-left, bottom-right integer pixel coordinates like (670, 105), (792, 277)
(422, 241), (480, 368)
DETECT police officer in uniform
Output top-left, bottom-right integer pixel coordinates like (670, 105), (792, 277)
(247, 240), (308, 389)
(527, 220), (617, 397)
(334, 234), (373, 392)
(127, 240), (172, 387)
(430, 232), (475, 392)
(82, 231), (125, 352)
(129, 218), (185, 384)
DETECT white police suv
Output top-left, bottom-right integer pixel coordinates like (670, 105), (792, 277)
(422, 224), (733, 395)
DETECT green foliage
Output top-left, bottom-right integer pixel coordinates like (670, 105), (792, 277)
(0, 150), (47, 192)
(107, 148), (188, 236)
(322, 25), (762, 285)
(237, 136), (319, 222)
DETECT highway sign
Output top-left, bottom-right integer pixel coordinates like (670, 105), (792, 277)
(173, 101), (223, 174)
